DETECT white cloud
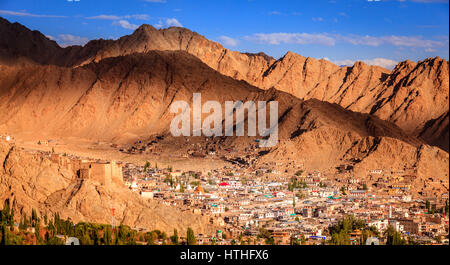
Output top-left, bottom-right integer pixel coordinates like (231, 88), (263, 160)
(364, 58), (399, 69)
(339, 35), (446, 48)
(113, 20), (139, 30)
(218, 36), (239, 47)
(245, 32), (447, 49)
(333, 59), (357, 66)
(165, 18), (182, 27)
(144, 0), (167, 2)
(87, 15), (121, 20)
(333, 58), (398, 69)
(125, 14), (150, 20)
(244, 33), (336, 46)
(87, 14), (150, 20)
(155, 18), (183, 28)
(0, 9), (66, 18)
(57, 34), (89, 47)
(312, 17), (324, 22)
(269, 11), (282, 15)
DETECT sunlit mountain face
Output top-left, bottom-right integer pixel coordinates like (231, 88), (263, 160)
(0, 0), (448, 247)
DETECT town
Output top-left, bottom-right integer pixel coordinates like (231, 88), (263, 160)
(121, 159), (449, 245)
(1, 134), (449, 245)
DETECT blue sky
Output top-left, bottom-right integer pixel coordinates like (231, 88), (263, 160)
(0, 0), (448, 68)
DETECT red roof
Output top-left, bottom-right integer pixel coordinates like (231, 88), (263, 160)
(218, 182), (230, 186)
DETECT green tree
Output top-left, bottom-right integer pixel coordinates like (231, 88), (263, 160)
(160, 231), (167, 244)
(93, 229), (100, 245)
(186, 227), (196, 245)
(21, 213), (28, 230)
(35, 224), (41, 244)
(302, 182), (307, 188)
(144, 161), (151, 172)
(170, 229), (179, 245)
(180, 183), (185, 193)
(45, 231), (50, 244)
(81, 231), (92, 245)
(1, 224), (7, 245)
(290, 237), (300, 245)
(9, 208), (14, 230)
(104, 226), (112, 245)
(1, 199), (11, 225)
(384, 225), (405, 245)
(146, 231), (155, 245)
(265, 237), (275, 245)
(328, 215), (366, 245)
(300, 234), (306, 245)
(435, 235), (442, 244)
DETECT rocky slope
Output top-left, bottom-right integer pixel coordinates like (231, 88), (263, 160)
(418, 111), (449, 152)
(0, 16), (448, 221)
(0, 140), (218, 234)
(0, 17), (448, 151)
(0, 50), (447, 186)
(0, 50), (420, 145)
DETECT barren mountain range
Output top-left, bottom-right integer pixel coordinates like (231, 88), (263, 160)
(0, 17), (448, 231)
(1, 18), (447, 151)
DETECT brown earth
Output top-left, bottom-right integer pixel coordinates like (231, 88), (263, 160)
(0, 140), (218, 235)
(1, 18), (446, 151)
(0, 50), (446, 185)
(0, 17), (448, 228)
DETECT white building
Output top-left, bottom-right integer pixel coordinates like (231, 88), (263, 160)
(368, 219), (389, 232)
(140, 191), (154, 199)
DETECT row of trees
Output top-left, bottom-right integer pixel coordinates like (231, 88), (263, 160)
(328, 215), (414, 245)
(287, 177), (307, 192)
(1, 199), (198, 245)
(328, 215), (371, 245)
(425, 199), (449, 215)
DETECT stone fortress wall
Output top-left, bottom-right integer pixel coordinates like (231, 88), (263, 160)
(50, 153), (123, 186)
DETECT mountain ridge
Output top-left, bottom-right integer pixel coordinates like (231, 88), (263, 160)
(1, 49), (445, 185)
(1, 17), (447, 151)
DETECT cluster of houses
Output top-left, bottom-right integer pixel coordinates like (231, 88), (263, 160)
(121, 162), (449, 245)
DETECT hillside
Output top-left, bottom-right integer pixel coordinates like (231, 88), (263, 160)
(0, 50), (447, 188)
(0, 140), (218, 235)
(1, 18), (446, 151)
